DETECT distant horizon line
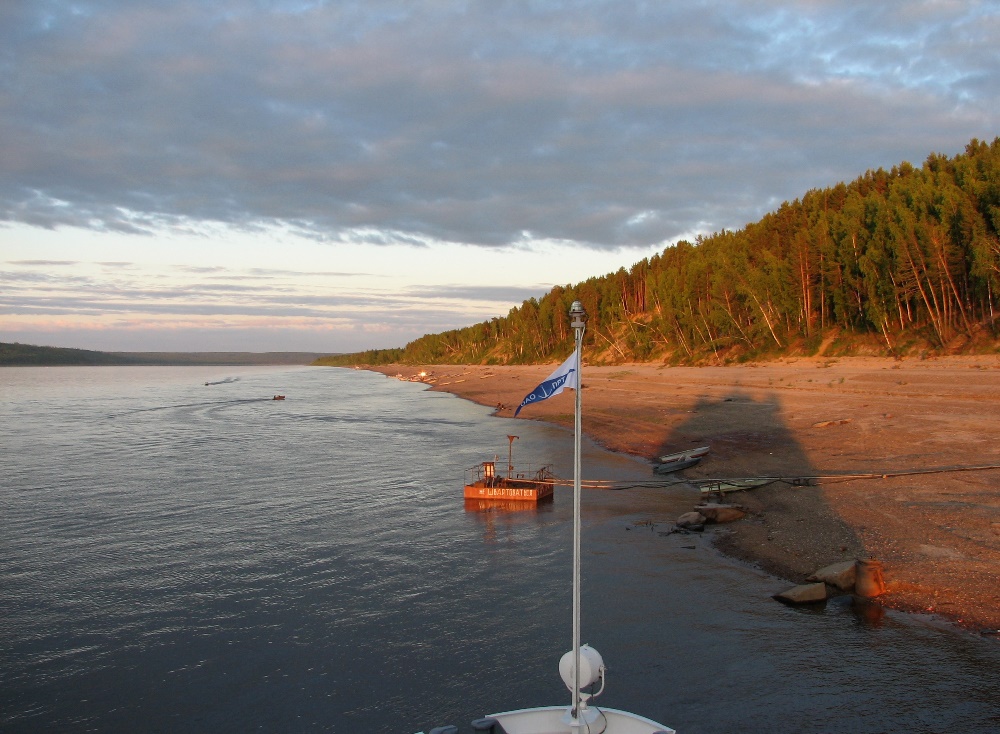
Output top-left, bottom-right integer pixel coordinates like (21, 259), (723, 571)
(2, 341), (339, 356)
(0, 342), (349, 367)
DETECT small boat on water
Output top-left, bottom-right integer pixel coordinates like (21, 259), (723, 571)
(272, 395), (286, 400)
(463, 460), (555, 503)
(653, 446), (709, 474)
(464, 434), (555, 504)
(425, 302), (673, 733)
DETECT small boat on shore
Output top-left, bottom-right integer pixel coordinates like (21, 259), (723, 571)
(696, 477), (776, 495)
(658, 446), (709, 464)
(653, 446), (709, 474)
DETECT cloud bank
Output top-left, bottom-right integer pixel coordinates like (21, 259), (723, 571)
(2, 1), (997, 251)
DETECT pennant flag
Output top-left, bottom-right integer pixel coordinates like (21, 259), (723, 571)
(514, 350), (578, 417)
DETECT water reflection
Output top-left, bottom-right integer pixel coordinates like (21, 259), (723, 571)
(851, 596), (887, 628)
(464, 498), (554, 513)
(464, 498), (555, 546)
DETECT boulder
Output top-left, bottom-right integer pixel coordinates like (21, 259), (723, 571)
(807, 560), (857, 591)
(773, 582), (827, 605)
(694, 503), (746, 523)
(676, 511), (706, 528)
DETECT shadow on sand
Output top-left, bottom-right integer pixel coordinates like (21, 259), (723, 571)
(651, 388), (876, 621)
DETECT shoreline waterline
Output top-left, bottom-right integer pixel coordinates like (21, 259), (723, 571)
(358, 358), (1000, 634)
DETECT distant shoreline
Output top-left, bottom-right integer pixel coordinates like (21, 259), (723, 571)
(0, 342), (332, 367)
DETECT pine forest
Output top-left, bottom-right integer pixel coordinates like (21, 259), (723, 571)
(320, 137), (1000, 366)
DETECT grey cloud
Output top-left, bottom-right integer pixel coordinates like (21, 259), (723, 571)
(175, 265), (228, 274)
(0, 1), (997, 249)
(245, 268), (377, 278)
(7, 260), (79, 266)
(403, 284), (554, 304)
(0, 288), (490, 325)
(0, 268), (96, 285)
(1, 259), (496, 319)
(0, 295), (349, 319)
(1, 270), (67, 284)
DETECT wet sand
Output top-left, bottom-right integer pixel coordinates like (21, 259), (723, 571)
(368, 357), (1000, 633)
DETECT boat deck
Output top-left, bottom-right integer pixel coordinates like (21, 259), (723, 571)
(463, 461), (555, 502)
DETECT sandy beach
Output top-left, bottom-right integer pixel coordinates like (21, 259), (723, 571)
(370, 356), (1000, 633)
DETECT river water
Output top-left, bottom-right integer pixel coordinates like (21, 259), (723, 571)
(1, 366), (998, 733)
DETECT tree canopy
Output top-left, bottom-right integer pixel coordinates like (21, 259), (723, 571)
(319, 137), (1000, 366)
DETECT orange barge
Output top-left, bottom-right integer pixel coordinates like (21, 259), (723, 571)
(463, 460), (555, 503)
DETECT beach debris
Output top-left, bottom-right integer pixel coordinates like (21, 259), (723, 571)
(774, 582), (828, 605)
(812, 418), (853, 428)
(673, 503), (746, 532)
(676, 511), (706, 530)
(694, 503), (746, 523)
(807, 560), (857, 591)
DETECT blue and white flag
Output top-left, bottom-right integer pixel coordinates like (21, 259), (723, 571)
(514, 350), (578, 417)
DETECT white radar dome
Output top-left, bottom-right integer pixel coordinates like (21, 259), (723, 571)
(559, 644), (605, 691)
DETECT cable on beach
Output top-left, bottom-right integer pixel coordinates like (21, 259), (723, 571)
(690, 463), (1000, 489)
(558, 463), (1000, 491)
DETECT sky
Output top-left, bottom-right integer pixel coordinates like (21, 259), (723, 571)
(2, 1), (998, 354)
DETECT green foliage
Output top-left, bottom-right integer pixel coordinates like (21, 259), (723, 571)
(314, 348), (404, 367)
(0, 342), (135, 365)
(329, 137), (1000, 366)
(2, 344), (326, 366)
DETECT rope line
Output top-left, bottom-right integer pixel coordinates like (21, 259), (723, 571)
(547, 463), (1000, 491)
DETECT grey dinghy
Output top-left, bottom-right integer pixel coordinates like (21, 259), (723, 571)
(653, 446), (710, 474)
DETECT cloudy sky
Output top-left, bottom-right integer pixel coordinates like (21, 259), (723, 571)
(2, 1), (998, 353)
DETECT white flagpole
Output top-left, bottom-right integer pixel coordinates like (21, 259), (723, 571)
(569, 300), (587, 723)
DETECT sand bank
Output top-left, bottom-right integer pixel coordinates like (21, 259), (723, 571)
(370, 357), (1000, 632)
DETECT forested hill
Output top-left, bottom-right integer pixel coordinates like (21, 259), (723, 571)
(0, 343), (139, 366)
(0, 343), (327, 366)
(318, 137), (1000, 367)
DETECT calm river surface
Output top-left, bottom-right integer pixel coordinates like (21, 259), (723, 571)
(1, 366), (998, 733)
